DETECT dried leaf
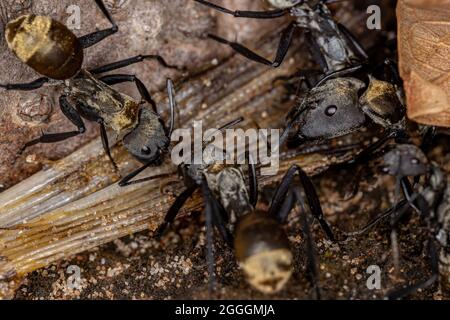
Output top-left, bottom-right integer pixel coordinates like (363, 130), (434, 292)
(397, 0), (450, 127)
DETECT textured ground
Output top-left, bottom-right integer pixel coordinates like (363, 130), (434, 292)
(1, 0), (449, 300)
(12, 138), (450, 300)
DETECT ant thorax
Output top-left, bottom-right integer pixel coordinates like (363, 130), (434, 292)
(182, 159), (253, 224)
(66, 71), (140, 137)
(291, 3), (359, 72)
(204, 166), (253, 222)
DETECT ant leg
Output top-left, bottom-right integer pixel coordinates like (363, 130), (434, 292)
(155, 185), (198, 238)
(216, 117), (244, 132)
(78, 0), (118, 49)
(269, 164), (335, 241)
(387, 240), (439, 299)
(248, 162), (258, 208)
(389, 177), (430, 228)
(342, 166), (367, 200)
(399, 177), (427, 217)
(337, 23), (368, 61)
(343, 199), (409, 238)
(166, 79), (176, 138)
(342, 175), (430, 243)
(194, 0), (288, 19)
(119, 172), (173, 187)
(305, 31), (329, 73)
(297, 70), (322, 89)
(269, 176), (323, 297)
(390, 178), (402, 278)
(416, 128), (436, 187)
(246, 151), (258, 207)
(269, 165), (298, 218)
(294, 187), (322, 299)
(208, 21), (297, 68)
(382, 59), (402, 86)
(273, 69), (322, 90)
(20, 96), (85, 153)
(314, 64), (365, 87)
(346, 130), (399, 166)
(118, 160), (171, 187)
(273, 189), (295, 224)
(97, 119), (119, 171)
(90, 55), (180, 74)
(0, 77), (48, 91)
(419, 126), (436, 154)
(296, 166), (336, 241)
(99, 74), (158, 113)
(209, 191), (234, 247)
(201, 177), (217, 294)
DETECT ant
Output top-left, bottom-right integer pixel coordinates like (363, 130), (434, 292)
(379, 145), (450, 299)
(344, 141), (449, 299)
(0, 0), (180, 186)
(155, 120), (336, 296)
(194, 0), (408, 153)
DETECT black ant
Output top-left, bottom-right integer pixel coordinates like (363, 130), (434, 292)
(378, 145), (450, 299)
(344, 141), (449, 299)
(194, 0), (408, 152)
(0, 0), (181, 186)
(155, 120), (335, 296)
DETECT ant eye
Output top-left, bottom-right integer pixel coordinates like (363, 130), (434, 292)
(410, 157), (420, 165)
(141, 146), (151, 155)
(325, 105), (337, 116)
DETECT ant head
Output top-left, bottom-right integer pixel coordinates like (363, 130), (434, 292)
(286, 77), (366, 143)
(382, 144), (428, 178)
(266, 0), (302, 9)
(123, 107), (169, 163)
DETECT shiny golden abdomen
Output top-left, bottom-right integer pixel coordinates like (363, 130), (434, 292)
(5, 15), (83, 80)
(235, 212), (293, 294)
